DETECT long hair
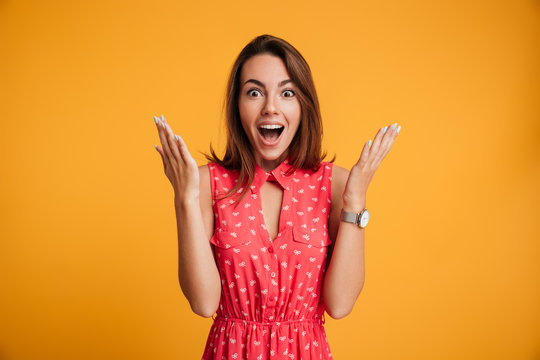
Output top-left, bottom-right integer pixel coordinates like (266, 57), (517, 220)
(205, 34), (335, 204)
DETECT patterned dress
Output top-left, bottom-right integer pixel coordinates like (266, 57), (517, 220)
(202, 157), (334, 359)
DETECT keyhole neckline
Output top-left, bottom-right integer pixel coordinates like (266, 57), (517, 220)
(251, 157), (295, 194)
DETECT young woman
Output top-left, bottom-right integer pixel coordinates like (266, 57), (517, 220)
(153, 34), (400, 359)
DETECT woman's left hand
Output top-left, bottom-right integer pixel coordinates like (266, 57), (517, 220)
(342, 122), (401, 212)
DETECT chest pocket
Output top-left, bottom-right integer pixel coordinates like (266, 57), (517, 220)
(210, 228), (253, 249)
(292, 228), (332, 248)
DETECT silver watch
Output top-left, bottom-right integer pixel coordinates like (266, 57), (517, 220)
(340, 208), (370, 228)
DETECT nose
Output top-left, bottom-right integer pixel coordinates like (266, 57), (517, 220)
(262, 94), (279, 116)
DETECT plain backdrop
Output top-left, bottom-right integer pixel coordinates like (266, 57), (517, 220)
(0, 0), (539, 359)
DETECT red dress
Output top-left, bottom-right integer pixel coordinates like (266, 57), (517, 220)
(202, 158), (334, 359)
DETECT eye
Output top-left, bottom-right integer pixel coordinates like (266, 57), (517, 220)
(282, 89), (295, 97)
(247, 88), (262, 97)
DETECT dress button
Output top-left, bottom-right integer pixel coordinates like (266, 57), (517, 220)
(271, 272), (276, 278)
(268, 246), (274, 253)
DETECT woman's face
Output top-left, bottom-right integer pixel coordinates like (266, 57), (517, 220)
(238, 53), (301, 171)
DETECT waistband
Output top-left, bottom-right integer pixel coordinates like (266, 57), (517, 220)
(212, 313), (326, 326)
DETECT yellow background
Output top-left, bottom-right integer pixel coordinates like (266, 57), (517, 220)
(1, 0), (539, 359)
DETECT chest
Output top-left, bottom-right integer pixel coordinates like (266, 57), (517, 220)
(211, 164), (334, 248)
(259, 182), (283, 242)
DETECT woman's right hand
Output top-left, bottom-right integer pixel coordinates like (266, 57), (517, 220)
(153, 114), (200, 202)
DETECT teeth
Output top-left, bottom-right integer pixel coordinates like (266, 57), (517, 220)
(259, 124), (284, 130)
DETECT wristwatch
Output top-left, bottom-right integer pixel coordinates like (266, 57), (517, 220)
(340, 208), (370, 228)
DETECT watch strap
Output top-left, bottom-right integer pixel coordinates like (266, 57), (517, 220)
(341, 209), (358, 224)
(340, 209), (368, 228)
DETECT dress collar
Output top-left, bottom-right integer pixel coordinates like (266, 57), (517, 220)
(250, 157), (295, 193)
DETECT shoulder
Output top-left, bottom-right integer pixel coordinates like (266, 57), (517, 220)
(199, 163), (211, 182)
(327, 163), (349, 241)
(198, 163), (212, 196)
(201, 161), (224, 179)
(329, 163), (349, 201)
(330, 163), (349, 184)
(199, 163), (210, 174)
(203, 161), (217, 173)
(197, 164), (215, 240)
(198, 164), (213, 210)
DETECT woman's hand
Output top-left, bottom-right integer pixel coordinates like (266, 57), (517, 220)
(342, 122), (401, 212)
(153, 114), (200, 202)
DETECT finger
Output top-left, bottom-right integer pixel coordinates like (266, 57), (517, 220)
(371, 122), (395, 156)
(154, 144), (168, 172)
(374, 123), (399, 165)
(160, 115), (183, 165)
(155, 115), (174, 166)
(176, 133), (195, 165)
(355, 139), (372, 168)
(368, 126), (387, 157)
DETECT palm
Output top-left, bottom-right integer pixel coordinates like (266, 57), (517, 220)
(343, 123), (401, 205)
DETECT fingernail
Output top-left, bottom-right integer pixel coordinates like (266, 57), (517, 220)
(154, 145), (158, 150)
(368, 139), (372, 147)
(397, 125), (401, 134)
(392, 123), (397, 130)
(153, 116), (159, 124)
(175, 135), (178, 141)
(161, 121), (165, 129)
(382, 126), (388, 134)
(160, 114), (165, 121)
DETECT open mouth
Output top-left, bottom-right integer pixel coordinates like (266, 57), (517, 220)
(257, 124), (284, 143)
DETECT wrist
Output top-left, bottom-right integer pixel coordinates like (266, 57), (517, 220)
(174, 194), (200, 209)
(342, 197), (366, 213)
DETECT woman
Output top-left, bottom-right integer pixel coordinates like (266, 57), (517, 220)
(153, 34), (401, 359)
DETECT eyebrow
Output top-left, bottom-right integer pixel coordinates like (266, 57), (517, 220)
(242, 79), (293, 88)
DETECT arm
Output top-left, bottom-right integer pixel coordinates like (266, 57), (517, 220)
(322, 122), (400, 319)
(154, 115), (220, 318)
(174, 164), (220, 318)
(322, 165), (365, 319)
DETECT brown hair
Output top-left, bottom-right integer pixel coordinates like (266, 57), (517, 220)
(205, 34), (335, 204)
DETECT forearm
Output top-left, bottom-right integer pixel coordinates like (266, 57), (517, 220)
(175, 197), (221, 317)
(322, 197), (366, 319)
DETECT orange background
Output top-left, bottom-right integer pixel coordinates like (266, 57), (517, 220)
(1, 0), (539, 359)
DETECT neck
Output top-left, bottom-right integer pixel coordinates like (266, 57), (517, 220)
(256, 153), (288, 172)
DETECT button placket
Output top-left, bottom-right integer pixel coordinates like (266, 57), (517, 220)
(266, 186), (288, 324)
(264, 239), (280, 322)
(258, 163), (294, 323)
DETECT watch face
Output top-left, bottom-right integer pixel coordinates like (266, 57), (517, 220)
(360, 210), (370, 228)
